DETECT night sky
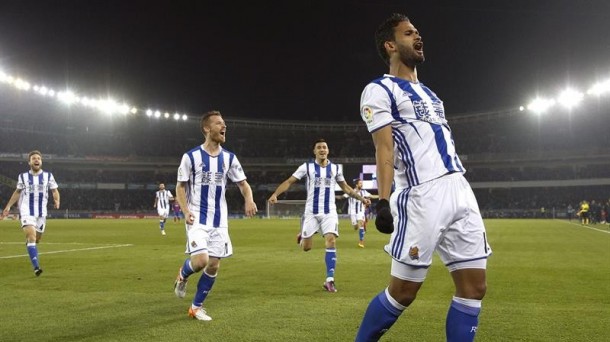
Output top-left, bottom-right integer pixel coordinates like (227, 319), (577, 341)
(0, 0), (609, 122)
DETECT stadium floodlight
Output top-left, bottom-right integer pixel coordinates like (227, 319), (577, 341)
(587, 80), (610, 96)
(527, 97), (555, 114)
(154, 110), (161, 118)
(173, 113), (180, 120)
(130, 107), (138, 114)
(519, 106), (525, 111)
(14, 78), (31, 91)
(146, 109), (153, 116)
(557, 88), (584, 109)
(182, 114), (188, 121)
(164, 112), (170, 119)
(119, 104), (130, 115)
(57, 90), (78, 105)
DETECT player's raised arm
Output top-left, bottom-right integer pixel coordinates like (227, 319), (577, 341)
(268, 176), (298, 204)
(338, 181), (371, 206)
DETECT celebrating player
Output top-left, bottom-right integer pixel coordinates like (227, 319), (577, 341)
(1, 150), (60, 276)
(173, 110), (257, 321)
(268, 138), (370, 292)
(355, 13), (492, 341)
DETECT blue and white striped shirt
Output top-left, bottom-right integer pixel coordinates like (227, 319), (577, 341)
(293, 160), (344, 215)
(16, 170), (58, 217)
(177, 145), (246, 228)
(360, 74), (464, 191)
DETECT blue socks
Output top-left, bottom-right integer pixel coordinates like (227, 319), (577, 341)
(446, 298), (481, 342)
(181, 259), (194, 279)
(26, 242), (40, 270)
(325, 248), (336, 279)
(359, 228), (365, 241)
(355, 290), (403, 341)
(193, 271), (216, 307)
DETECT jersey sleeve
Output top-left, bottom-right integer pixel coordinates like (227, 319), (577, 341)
(292, 163), (307, 180)
(227, 155), (247, 183)
(360, 82), (394, 133)
(335, 163), (345, 183)
(48, 173), (58, 190)
(16, 173), (26, 190)
(177, 153), (191, 182)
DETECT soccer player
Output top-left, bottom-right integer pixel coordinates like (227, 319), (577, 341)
(172, 202), (182, 223)
(342, 178), (377, 248)
(173, 110), (257, 321)
(153, 183), (173, 235)
(1, 150), (60, 276)
(355, 13), (492, 341)
(268, 139), (371, 292)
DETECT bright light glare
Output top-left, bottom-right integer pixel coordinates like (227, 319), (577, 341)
(527, 98), (555, 114)
(57, 90), (78, 105)
(557, 88), (584, 109)
(146, 109), (153, 116)
(182, 114), (188, 121)
(154, 110), (161, 118)
(587, 80), (610, 96)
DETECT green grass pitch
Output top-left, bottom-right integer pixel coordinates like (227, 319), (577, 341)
(1, 218), (609, 341)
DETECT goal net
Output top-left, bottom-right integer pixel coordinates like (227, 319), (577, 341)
(266, 200), (306, 219)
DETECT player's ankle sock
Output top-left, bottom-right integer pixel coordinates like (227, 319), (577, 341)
(160, 220), (165, 229)
(325, 248), (336, 278)
(355, 289), (404, 341)
(359, 227), (365, 241)
(193, 271), (216, 307)
(26, 242), (40, 270)
(446, 297), (481, 342)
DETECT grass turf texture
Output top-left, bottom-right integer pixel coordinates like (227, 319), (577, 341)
(1, 218), (608, 341)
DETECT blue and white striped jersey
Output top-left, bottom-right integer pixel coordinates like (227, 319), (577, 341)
(16, 170), (58, 217)
(345, 189), (372, 215)
(360, 74), (464, 191)
(292, 161), (345, 215)
(177, 145), (246, 228)
(155, 190), (174, 209)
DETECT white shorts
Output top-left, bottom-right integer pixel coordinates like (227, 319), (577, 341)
(350, 212), (366, 226)
(157, 207), (170, 218)
(20, 216), (47, 233)
(301, 212), (339, 238)
(184, 223), (233, 258)
(386, 172), (491, 269)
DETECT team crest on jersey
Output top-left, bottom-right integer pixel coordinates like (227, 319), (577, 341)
(362, 106), (373, 124)
(191, 241), (198, 248)
(408, 246), (420, 260)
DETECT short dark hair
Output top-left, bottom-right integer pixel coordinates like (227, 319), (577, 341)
(200, 110), (222, 136)
(312, 138), (327, 149)
(28, 150), (42, 160)
(375, 13), (410, 66)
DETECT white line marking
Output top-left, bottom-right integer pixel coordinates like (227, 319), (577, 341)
(0, 244), (133, 259)
(555, 220), (610, 234)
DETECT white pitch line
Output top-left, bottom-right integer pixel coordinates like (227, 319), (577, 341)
(0, 244), (133, 259)
(555, 219), (610, 234)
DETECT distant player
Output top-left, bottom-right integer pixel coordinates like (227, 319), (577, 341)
(577, 200), (590, 225)
(173, 110), (257, 321)
(268, 138), (371, 292)
(173, 202), (182, 223)
(342, 178), (377, 247)
(1, 150), (60, 276)
(154, 183), (174, 235)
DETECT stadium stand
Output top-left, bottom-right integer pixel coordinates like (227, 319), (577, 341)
(1, 90), (609, 218)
